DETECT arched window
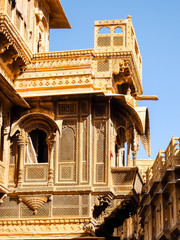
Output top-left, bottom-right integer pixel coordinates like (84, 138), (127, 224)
(10, 112), (60, 185)
(116, 127), (126, 167)
(99, 27), (110, 34)
(26, 129), (48, 163)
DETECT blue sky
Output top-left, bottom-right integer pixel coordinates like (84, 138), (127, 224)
(50, 0), (180, 160)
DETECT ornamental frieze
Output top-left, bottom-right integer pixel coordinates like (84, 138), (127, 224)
(26, 57), (92, 70)
(0, 218), (90, 235)
(15, 76), (92, 90)
(17, 69), (92, 80)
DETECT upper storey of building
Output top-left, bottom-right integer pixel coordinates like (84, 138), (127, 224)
(15, 16), (155, 102)
(0, 0), (70, 54)
(94, 17), (143, 95)
(0, 0), (70, 107)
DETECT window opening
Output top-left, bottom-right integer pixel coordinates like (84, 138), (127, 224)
(37, 33), (42, 53)
(26, 129), (48, 163)
(116, 127), (126, 166)
(114, 27), (123, 33)
(99, 27), (110, 34)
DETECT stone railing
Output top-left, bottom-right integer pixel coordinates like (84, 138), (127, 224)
(164, 136), (180, 168)
(151, 150), (165, 184)
(145, 137), (180, 190)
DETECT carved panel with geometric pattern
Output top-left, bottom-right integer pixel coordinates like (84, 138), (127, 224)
(52, 195), (89, 217)
(97, 36), (111, 47)
(59, 120), (77, 183)
(0, 198), (19, 218)
(24, 164), (48, 182)
(97, 60), (109, 72)
(94, 121), (106, 183)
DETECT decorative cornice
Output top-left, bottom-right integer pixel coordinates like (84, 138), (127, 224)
(26, 58), (92, 71)
(0, 217), (91, 225)
(15, 75), (92, 90)
(34, 49), (94, 59)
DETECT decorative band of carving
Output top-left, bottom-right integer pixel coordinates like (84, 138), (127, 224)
(34, 49), (94, 59)
(15, 76), (92, 90)
(27, 57), (92, 70)
(0, 217), (91, 225)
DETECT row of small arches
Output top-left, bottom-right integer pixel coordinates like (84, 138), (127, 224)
(98, 27), (123, 34)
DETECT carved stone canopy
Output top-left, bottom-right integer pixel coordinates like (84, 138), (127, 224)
(10, 112), (61, 138)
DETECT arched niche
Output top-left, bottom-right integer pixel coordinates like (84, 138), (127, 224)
(10, 112), (60, 138)
(98, 26), (110, 34)
(10, 113), (60, 186)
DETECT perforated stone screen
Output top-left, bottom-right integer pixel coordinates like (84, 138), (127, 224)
(97, 36), (111, 47)
(97, 60), (109, 72)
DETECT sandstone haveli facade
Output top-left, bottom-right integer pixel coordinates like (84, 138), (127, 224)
(0, 0), (179, 239)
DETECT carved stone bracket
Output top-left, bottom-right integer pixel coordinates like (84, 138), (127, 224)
(93, 193), (114, 218)
(19, 196), (49, 215)
(0, 193), (7, 204)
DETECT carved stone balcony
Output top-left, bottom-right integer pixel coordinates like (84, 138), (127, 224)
(111, 166), (143, 197)
(94, 17), (143, 95)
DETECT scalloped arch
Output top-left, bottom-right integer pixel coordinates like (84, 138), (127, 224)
(10, 112), (60, 137)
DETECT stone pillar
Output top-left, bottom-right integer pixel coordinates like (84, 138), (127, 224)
(17, 135), (26, 187)
(117, 147), (124, 167)
(131, 125), (138, 167)
(47, 134), (56, 186)
(126, 141), (131, 167)
(132, 150), (137, 167)
(126, 127), (132, 167)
